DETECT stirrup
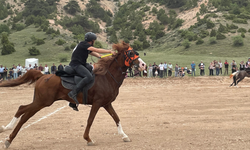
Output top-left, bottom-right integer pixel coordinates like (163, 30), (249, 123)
(69, 103), (79, 111)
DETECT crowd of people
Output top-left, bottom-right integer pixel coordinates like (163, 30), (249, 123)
(1, 58), (250, 82)
(127, 58), (250, 78)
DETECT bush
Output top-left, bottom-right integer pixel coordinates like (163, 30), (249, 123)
(196, 38), (204, 45)
(70, 43), (77, 49)
(209, 37), (217, 44)
(249, 29), (250, 32)
(55, 39), (66, 45)
(63, 0), (80, 15)
(59, 54), (68, 62)
(200, 30), (209, 38)
(237, 28), (247, 33)
(182, 39), (191, 49)
(216, 32), (226, 40)
(230, 30), (236, 33)
(36, 38), (45, 45)
(233, 18), (248, 24)
(233, 36), (244, 46)
(28, 47), (40, 56)
(218, 24), (228, 33)
(206, 20), (215, 29)
(1, 32), (15, 55)
(210, 29), (217, 37)
(64, 46), (70, 51)
(15, 24), (25, 31)
(93, 41), (103, 48)
(0, 24), (10, 34)
(227, 24), (238, 29)
(241, 32), (245, 38)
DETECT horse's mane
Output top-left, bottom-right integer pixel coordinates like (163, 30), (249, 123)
(93, 41), (129, 75)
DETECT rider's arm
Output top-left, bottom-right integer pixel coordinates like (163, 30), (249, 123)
(90, 52), (101, 58)
(88, 47), (115, 55)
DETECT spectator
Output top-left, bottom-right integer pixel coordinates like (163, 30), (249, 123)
(3, 66), (8, 80)
(191, 61), (196, 76)
(21, 66), (26, 76)
(143, 65), (147, 77)
(187, 68), (191, 74)
(9, 68), (13, 79)
(27, 64), (33, 71)
(218, 60), (223, 74)
(34, 63), (38, 70)
(152, 62), (157, 77)
(0, 65), (4, 78)
(16, 64), (22, 77)
(209, 62), (214, 76)
(168, 62), (172, 77)
(239, 61), (245, 71)
(215, 61), (220, 76)
(38, 64), (44, 72)
(159, 62), (164, 78)
(6, 74), (11, 80)
(163, 62), (168, 77)
(224, 60), (229, 75)
(148, 64), (153, 78)
(231, 60), (237, 73)
(134, 67), (140, 77)
(58, 63), (64, 71)
(179, 67), (184, 77)
(175, 64), (179, 77)
(13, 66), (18, 79)
(184, 66), (187, 72)
(128, 67), (133, 77)
(51, 63), (57, 74)
(44, 64), (49, 74)
(198, 61), (205, 76)
(154, 67), (158, 77)
(200, 64), (205, 76)
(246, 58), (250, 68)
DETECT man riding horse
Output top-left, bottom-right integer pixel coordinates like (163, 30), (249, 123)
(68, 32), (116, 111)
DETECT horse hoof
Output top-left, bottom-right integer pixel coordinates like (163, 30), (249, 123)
(122, 137), (131, 142)
(87, 140), (95, 146)
(4, 140), (10, 149)
(0, 126), (4, 133)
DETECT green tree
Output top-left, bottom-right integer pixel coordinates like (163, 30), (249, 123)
(182, 39), (191, 49)
(210, 29), (217, 37)
(0, 24), (10, 34)
(64, 0), (80, 15)
(55, 39), (66, 45)
(209, 37), (217, 44)
(233, 36), (244, 46)
(216, 32), (226, 40)
(199, 4), (207, 15)
(131, 40), (143, 50)
(196, 38), (204, 45)
(206, 20), (215, 29)
(1, 32), (15, 55)
(94, 40), (103, 48)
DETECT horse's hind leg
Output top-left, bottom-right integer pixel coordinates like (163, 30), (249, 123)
(104, 104), (131, 142)
(0, 105), (30, 133)
(4, 103), (44, 148)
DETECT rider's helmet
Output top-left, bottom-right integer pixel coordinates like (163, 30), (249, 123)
(85, 32), (97, 42)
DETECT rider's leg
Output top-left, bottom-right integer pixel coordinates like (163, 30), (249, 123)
(68, 65), (93, 105)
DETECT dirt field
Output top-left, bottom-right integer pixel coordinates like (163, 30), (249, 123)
(1, 76), (250, 150)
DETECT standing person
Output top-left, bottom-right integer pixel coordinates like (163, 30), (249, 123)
(148, 64), (153, 77)
(68, 32), (116, 111)
(154, 66), (158, 77)
(128, 67), (133, 77)
(200, 64), (204, 76)
(33, 63), (38, 70)
(198, 61), (204, 76)
(51, 63), (57, 74)
(143, 65), (147, 77)
(163, 62), (168, 77)
(246, 58), (250, 68)
(0, 74), (3, 83)
(27, 64), (33, 71)
(44, 64), (49, 74)
(9, 68), (13, 79)
(0, 65), (4, 78)
(152, 62), (157, 77)
(168, 62), (173, 77)
(58, 63), (64, 71)
(16, 64), (22, 77)
(175, 64), (179, 77)
(21, 66), (26, 76)
(231, 60), (237, 73)
(215, 61), (220, 76)
(3, 66), (8, 80)
(38, 64), (44, 72)
(218, 60), (223, 75)
(239, 61), (245, 71)
(159, 62), (164, 78)
(224, 60), (229, 75)
(191, 61), (196, 76)
(13, 66), (18, 79)
(209, 62), (214, 76)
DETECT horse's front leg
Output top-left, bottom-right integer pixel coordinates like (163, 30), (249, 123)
(83, 104), (100, 146)
(104, 104), (131, 142)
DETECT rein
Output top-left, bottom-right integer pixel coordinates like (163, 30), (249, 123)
(107, 58), (127, 86)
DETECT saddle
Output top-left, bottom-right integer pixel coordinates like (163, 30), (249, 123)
(56, 64), (95, 104)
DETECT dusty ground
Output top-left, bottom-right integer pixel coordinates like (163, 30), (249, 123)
(1, 76), (250, 150)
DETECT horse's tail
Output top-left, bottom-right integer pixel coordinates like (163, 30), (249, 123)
(0, 70), (44, 87)
(230, 71), (239, 78)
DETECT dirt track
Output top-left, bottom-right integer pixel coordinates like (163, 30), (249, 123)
(1, 77), (250, 150)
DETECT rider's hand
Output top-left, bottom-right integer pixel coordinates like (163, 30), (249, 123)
(110, 50), (116, 55)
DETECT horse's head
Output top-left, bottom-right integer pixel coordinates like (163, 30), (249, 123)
(112, 41), (146, 71)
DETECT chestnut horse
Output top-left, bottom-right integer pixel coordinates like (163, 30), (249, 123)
(0, 42), (146, 148)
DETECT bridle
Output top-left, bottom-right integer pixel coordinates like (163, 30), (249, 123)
(107, 47), (140, 86)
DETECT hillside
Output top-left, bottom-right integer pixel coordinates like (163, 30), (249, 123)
(0, 0), (250, 67)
